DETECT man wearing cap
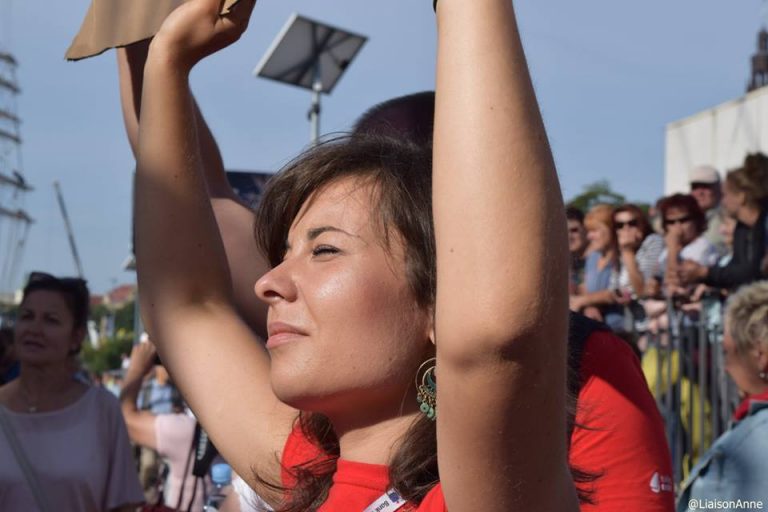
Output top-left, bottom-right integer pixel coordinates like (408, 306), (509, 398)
(689, 165), (725, 252)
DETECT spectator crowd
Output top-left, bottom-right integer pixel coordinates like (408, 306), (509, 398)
(2, 1), (768, 511)
(568, 157), (768, 343)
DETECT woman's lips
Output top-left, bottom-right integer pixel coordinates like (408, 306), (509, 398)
(266, 322), (308, 349)
(266, 331), (306, 349)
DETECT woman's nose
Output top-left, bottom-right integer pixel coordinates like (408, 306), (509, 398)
(254, 261), (297, 305)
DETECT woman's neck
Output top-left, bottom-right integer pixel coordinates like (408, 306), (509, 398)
(17, 363), (78, 401)
(598, 248), (616, 267)
(334, 412), (421, 466)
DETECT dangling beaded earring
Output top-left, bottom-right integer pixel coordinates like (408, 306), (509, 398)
(416, 357), (437, 421)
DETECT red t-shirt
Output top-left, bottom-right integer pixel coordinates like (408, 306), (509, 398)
(281, 330), (674, 512)
(571, 330), (675, 512)
(281, 429), (446, 511)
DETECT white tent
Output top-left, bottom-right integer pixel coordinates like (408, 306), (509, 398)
(665, 86), (768, 195)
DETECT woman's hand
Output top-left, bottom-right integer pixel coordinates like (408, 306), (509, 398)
(617, 228), (640, 253)
(664, 225), (683, 251)
(569, 295), (585, 312)
(678, 259), (708, 285)
(152, 0), (256, 70)
(126, 341), (158, 379)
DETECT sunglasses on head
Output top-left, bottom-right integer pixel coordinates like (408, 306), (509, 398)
(27, 272), (88, 293)
(663, 216), (692, 227)
(614, 219), (639, 230)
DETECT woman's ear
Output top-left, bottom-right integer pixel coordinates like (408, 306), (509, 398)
(425, 306), (436, 346)
(755, 341), (768, 375)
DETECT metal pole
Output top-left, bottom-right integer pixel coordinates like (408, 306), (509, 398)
(697, 315), (707, 458)
(309, 76), (322, 144)
(53, 181), (84, 278)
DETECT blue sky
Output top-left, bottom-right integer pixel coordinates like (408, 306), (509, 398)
(1, 0), (765, 293)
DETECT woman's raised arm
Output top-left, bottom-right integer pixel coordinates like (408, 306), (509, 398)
(117, 40), (268, 338)
(134, 0), (294, 500)
(432, 1), (576, 510)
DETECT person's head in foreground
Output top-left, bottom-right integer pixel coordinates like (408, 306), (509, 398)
(723, 281), (768, 397)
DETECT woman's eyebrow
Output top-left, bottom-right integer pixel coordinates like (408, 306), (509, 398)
(307, 226), (357, 241)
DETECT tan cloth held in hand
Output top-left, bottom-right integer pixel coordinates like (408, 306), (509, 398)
(65, 0), (243, 61)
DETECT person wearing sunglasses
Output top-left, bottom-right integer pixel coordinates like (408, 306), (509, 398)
(566, 207), (590, 294)
(613, 204), (664, 300)
(0, 272), (143, 511)
(654, 195), (719, 297)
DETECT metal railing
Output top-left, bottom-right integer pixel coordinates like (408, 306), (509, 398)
(628, 296), (741, 486)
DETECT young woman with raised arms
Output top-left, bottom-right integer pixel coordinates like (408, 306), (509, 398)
(134, 0), (577, 510)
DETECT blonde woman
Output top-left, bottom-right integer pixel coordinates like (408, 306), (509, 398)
(677, 281), (768, 509)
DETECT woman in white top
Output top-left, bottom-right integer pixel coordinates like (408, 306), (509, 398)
(0, 272), (143, 512)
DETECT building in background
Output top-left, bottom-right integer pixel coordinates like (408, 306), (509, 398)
(665, 28), (768, 194)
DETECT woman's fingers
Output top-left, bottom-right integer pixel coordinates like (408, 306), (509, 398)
(225, 0), (257, 25)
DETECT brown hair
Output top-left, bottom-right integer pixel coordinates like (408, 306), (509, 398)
(255, 135), (437, 511)
(255, 123), (597, 510)
(658, 194), (707, 234)
(612, 204), (652, 240)
(20, 272), (90, 355)
(725, 153), (768, 210)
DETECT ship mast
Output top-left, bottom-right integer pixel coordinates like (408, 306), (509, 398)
(0, 49), (33, 300)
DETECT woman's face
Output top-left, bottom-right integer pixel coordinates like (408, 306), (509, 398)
(723, 322), (767, 396)
(663, 207), (698, 246)
(14, 290), (81, 366)
(255, 178), (433, 415)
(721, 182), (743, 216)
(613, 211), (643, 250)
(586, 223), (612, 253)
(567, 220), (587, 256)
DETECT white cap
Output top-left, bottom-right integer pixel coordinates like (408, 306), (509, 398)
(689, 165), (720, 185)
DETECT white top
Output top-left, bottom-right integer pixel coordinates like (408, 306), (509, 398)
(232, 474), (273, 512)
(658, 235), (720, 275)
(155, 413), (204, 511)
(0, 386), (144, 511)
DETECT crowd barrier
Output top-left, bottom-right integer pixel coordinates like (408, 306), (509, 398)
(626, 296), (741, 487)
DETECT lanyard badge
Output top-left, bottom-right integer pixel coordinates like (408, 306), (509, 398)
(362, 488), (411, 512)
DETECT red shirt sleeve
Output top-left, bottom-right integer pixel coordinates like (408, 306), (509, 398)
(571, 331), (675, 512)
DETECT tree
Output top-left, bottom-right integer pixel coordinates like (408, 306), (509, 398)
(567, 180), (626, 212)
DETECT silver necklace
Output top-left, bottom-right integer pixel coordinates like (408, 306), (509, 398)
(18, 385), (42, 413)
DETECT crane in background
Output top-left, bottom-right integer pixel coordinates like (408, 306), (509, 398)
(53, 181), (84, 278)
